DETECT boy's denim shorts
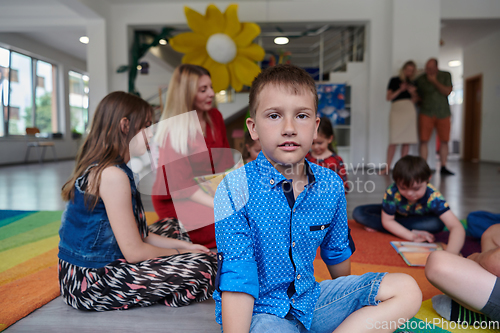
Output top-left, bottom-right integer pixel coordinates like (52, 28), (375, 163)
(249, 272), (387, 333)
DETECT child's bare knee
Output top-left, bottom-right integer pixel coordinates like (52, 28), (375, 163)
(381, 273), (422, 301)
(425, 251), (449, 282)
(380, 273), (422, 317)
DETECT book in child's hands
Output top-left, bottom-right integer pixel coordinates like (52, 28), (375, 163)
(390, 241), (444, 267)
(193, 161), (244, 197)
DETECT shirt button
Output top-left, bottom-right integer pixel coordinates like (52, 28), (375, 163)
(270, 179), (275, 185)
(321, 225), (325, 230)
(297, 274), (301, 280)
(293, 209), (296, 213)
(292, 242), (296, 247)
(292, 299), (295, 304)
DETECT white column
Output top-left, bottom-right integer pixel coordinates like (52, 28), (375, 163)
(390, 0), (441, 169)
(86, 19), (108, 121)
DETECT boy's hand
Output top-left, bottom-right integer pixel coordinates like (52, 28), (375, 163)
(411, 229), (435, 243)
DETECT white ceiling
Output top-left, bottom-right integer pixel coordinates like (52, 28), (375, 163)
(3, 2), (500, 68)
(18, 28), (87, 62)
(439, 18), (500, 87)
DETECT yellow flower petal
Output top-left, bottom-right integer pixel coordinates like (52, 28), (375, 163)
(182, 49), (208, 66)
(228, 62), (243, 92)
(169, 32), (207, 53)
(204, 58), (230, 92)
(223, 4), (241, 38)
(233, 23), (261, 47)
(232, 56), (261, 87)
(184, 6), (209, 37)
(237, 44), (265, 62)
(205, 4), (225, 35)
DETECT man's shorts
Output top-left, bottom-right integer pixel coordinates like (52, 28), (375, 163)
(419, 114), (451, 142)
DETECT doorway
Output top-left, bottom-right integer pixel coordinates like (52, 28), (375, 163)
(463, 74), (482, 162)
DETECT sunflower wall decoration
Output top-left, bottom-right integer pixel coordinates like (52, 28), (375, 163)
(169, 4), (265, 92)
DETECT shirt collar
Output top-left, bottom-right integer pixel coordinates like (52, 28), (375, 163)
(255, 151), (316, 188)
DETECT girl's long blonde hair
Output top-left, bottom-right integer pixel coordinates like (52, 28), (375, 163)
(155, 64), (214, 155)
(399, 60), (417, 82)
(61, 91), (152, 208)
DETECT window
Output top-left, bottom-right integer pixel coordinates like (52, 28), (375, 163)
(69, 71), (89, 135)
(10, 52), (33, 135)
(0, 47), (9, 137)
(35, 60), (57, 134)
(0, 46), (58, 137)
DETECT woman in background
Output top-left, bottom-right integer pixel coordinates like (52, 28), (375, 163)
(152, 64), (234, 249)
(380, 60), (419, 175)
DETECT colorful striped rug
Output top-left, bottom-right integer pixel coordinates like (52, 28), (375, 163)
(0, 210), (159, 331)
(0, 210), (495, 332)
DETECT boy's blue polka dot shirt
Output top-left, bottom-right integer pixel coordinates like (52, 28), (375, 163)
(213, 152), (354, 330)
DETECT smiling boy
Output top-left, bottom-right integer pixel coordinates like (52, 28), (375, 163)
(213, 65), (421, 332)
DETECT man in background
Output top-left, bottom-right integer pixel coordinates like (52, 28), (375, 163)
(415, 58), (454, 175)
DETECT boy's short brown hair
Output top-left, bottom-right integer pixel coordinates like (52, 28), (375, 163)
(248, 64), (318, 119)
(392, 155), (432, 187)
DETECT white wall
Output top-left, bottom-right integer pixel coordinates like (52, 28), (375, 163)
(388, 0), (441, 168)
(135, 49), (176, 104)
(463, 29), (500, 163)
(441, 0), (500, 19)
(0, 33), (87, 165)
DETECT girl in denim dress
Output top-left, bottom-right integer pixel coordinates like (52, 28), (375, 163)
(58, 91), (216, 311)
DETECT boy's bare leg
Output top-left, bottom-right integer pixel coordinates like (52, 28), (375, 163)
(333, 273), (422, 332)
(426, 250), (495, 311)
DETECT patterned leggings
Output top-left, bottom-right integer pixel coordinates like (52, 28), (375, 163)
(58, 218), (217, 311)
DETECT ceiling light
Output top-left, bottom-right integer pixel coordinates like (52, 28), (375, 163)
(274, 37), (289, 45)
(79, 36), (89, 44)
(137, 65), (142, 70)
(159, 39), (167, 45)
(82, 75), (89, 82)
(448, 60), (461, 67)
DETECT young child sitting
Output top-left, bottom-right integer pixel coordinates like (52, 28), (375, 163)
(242, 131), (261, 164)
(213, 65), (422, 332)
(306, 116), (350, 193)
(58, 91), (216, 311)
(353, 155), (465, 254)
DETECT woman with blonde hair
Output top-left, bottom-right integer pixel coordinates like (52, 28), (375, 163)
(152, 64), (233, 249)
(380, 60), (419, 175)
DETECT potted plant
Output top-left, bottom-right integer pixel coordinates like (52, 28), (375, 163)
(71, 128), (82, 139)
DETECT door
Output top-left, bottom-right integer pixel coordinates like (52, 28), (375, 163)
(463, 75), (482, 162)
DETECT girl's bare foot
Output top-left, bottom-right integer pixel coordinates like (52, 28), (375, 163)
(364, 227), (378, 232)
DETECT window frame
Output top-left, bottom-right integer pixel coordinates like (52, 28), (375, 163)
(68, 69), (90, 136)
(0, 44), (59, 137)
